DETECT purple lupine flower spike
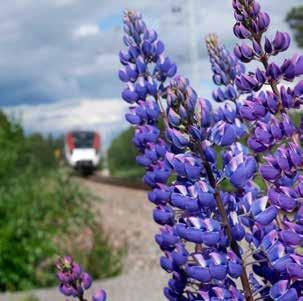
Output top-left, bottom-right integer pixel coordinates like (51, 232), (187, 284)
(119, 3), (303, 300)
(231, 0), (303, 299)
(120, 10), (252, 300)
(56, 256), (107, 301)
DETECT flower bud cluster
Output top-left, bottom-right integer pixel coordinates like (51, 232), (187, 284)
(120, 10), (175, 192)
(204, 33), (280, 301)
(206, 34), (248, 148)
(206, 33), (245, 103)
(56, 256), (106, 301)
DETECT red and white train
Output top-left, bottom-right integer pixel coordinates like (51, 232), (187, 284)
(64, 130), (101, 174)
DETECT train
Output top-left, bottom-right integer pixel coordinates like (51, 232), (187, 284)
(64, 130), (101, 175)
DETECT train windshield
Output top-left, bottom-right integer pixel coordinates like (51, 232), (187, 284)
(72, 131), (95, 148)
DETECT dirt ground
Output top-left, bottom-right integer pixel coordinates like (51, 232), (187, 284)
(85, 179), (163, 272)
(0, 180), (168, 301)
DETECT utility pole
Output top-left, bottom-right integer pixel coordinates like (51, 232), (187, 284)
(187, 0), (199, 88)
(168, 0), (200, 88)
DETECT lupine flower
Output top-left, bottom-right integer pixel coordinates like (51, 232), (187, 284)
(120, 10), (252, 301)
(119, 2), (303, 300)
(270, 280), (298, 300)
(223, 143), (257, 188)
(231, 0), (303, 299)
(56, 256), (107, 301)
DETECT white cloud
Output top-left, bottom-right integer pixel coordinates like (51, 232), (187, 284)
(0, 0), (300, 107)
(53, 0), (78, 7)
(3, 98), (129, 148)
(0, 0), (301, 146)
(74, 24), (100, 38)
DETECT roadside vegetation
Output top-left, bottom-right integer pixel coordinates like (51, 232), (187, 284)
(287, 5), (303, 48)
(0, 111), (122, 291)
(108, 127), (144, 180)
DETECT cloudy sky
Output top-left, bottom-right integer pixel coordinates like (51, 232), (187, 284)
(1, 0), (302, 147)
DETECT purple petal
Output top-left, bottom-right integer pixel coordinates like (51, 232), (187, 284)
(186, 266), (211, 282)
(259, 164), (280, 181)
(209, 264), (227, 280)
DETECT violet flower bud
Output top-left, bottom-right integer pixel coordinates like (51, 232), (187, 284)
(294, 80), (303, 98)
(233, 23), (251, 39)
(211, 121), (237, 147)
(92, 289), (107, 301)
(235, 74), (261, 92)
(250, 196), (277, 225)
(268, 187), (297, 212)
(264, 37), (273, 54)
(248, 135), (267, 152)
(59, 284), (74, 297)
(255, 68), (266, 84)
(270, 280), (297, 301)
(56, 271), (71, 284)
(125, 108), (142, 125)
(185, 264), (211, 283)
(279, 230), (301, 247)
(148, 184), (170, 205)
(272, 31), (291, 54)
(121, 83), (138, 103)
(229, 211), (245, 241)
(167, 108), (181, 127)
(166, 129), (190, 150)
(266, 63), (282, 81)
(80, 272), (92, 290)
(155, 226), (179, 251)
(257, 12), (271, 32)
(119, 50), (131, 65)
(234, 43), (254, 62)
(260, 163), (281, 182)
(252, 39), (262, 56)
(153, 205), (175, 226)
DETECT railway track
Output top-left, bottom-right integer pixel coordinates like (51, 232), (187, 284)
(88, 174), (149, 191)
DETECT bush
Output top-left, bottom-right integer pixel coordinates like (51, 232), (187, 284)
(287, 5), (303, 48)
(0, 112), (123, 291)
(0, 111), (24, 179)
(0, 170), (122, 291)
(108, 127), (144, 180)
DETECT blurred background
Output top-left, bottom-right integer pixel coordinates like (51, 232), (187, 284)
(0, 0), (302, 300)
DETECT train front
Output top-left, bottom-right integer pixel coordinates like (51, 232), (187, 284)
(65, 130), (101, 174)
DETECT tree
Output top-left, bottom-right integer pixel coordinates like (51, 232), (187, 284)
(287, 5), (303, 48)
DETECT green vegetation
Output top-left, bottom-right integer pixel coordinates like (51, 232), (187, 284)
(0, 111), (122, 291)
(21, 295), (40, 301)
(287, 5), (303, 48)
(108, 127), (144, 180)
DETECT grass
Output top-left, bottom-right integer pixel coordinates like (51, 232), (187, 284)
(111, 167), (144, 180)
(21, 295), (40, 301)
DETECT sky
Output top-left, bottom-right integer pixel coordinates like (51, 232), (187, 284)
(1, 0), (302, 148)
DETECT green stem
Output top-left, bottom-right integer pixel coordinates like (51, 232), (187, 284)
(195, 144), (254, 301)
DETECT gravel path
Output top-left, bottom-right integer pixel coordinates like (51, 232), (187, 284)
(85, 179), (162, 272)
(0, 181), (168, 301)
(0, 270), (168, 301)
